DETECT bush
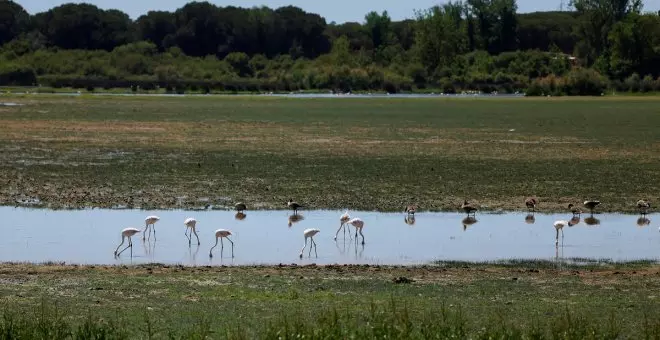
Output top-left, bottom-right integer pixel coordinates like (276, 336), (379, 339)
(625, 73), (641, 92)
(641, 75), (654, 93)
(0, 64), (37, 86)
(564, 68), (607, 96)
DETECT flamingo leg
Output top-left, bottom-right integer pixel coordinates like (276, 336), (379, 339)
(143, 225), (149, 240)
(227, 237), (234, 258)
(334, 223), (344, 240)
(152, 224), (156, 240)
(359, 228), (365, 245)
(311, 237), (317, 257)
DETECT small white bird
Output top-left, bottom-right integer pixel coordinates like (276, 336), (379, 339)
(114, 227), (141, 256)
(209, 229), (234, 258)
(300, 228), (320, 258)
(346, 217), (365, 245)
(143, 215), (160, 241)
(184, 217), (200, 246)
(334, 211), (351, 240)
(554, 220), (568, 245)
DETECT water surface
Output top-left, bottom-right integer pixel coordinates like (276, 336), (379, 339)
(0, 207), (657, 266)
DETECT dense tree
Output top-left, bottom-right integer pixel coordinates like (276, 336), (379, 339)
(34, 4), (132, 51)
(571, 0), (643, 66)
(415, 2), (468, 74)
(135, 11), (176, 51)
(2, 0), (660, 94)
(0, 1), (30, 45)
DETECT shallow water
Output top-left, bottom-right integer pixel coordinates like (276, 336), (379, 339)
(0, 207), (657, 266)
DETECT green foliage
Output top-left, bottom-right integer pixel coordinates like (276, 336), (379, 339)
(0, 1), (659, 93)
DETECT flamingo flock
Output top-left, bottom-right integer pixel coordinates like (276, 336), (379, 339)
(112, 197), (655, 261)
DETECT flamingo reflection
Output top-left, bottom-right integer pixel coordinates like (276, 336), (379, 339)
(235, 212), (247, 221)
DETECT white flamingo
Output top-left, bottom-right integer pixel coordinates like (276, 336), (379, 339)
(554, 220), (568, 245)
(346, 217), (365, 245)
(143, 215), (160, 240)
(209, 229), (234, 258)
(300, 228), (320, 258)
(114, 227), (141, 256)
(184, 217), (200, 246)
(334, 211), (352, 240)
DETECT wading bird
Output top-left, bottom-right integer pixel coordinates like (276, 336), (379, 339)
(143, 215), (160, 241)
(405, 205), (417, 216)
(184, 217), (201, 246)
(553, 220), (568, 245)
(334, 211), (351, 240)
(235, 202), (247, 213)
(461, 200), (478, 216)
(583, 200), (601, 214)
(114, 227), (141, 256)
(209, 229), (234, 258)
(637, 199), (651, 215)
(300, 228), (320, 258)
(288, 199), (303, 214)
(568, 204), (582, 216)
(525, 197), (538, 212)
(346, 217), (365, 245)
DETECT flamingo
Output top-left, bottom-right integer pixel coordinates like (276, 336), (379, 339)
(287, 199), (303, 214)
(334, 211), (351, 240)
(554, 220), (568, 245)
(346, 217), (365, 245)
(461, 200), (477, 216)
(235, 202), (247, 213)
(637, 199), (651, 215)
(568, 204), (582, 216)
(143, 215), (160, 240)
(583, 200), (601, 214)
(184, 217), (200, 246)
(300, 228), (320, 258)
(525, 197), (538, 212)
(209, 229), (234, 258)
(114, 228), (141, 256)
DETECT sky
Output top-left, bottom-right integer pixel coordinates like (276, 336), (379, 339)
(17, 0), (660, 22)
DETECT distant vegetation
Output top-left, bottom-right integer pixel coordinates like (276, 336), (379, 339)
(1, 0), (659, 95)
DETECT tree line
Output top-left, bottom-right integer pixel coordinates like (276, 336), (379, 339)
(1, 0), (659, 95)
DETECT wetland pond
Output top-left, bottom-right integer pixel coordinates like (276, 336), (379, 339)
(0, 207), (658, 266)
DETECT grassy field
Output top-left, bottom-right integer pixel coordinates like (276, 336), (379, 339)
(0, 263), (659, 338)
(1, 94), (660, 212)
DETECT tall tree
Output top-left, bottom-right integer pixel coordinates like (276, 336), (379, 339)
(415, 1), (468, 73)
(570, 0), (643, 66)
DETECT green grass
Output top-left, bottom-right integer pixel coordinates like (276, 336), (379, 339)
(1, 94), (660, 212)
(1, 264), (660, 339)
